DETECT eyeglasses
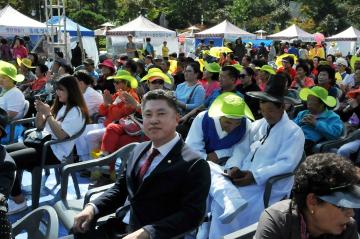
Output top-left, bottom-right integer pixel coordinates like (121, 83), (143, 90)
(114, 80), (126, 85)
(239, 74), (247, 78)
(150, 79), (164, 85)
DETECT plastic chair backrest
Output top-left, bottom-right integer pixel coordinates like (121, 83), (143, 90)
(222, 222), (258, 239)
(12, 205), (59, 239)
(22, 100), (30, 118)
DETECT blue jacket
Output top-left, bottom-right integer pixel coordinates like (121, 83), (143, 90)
(294, 109), (343, 143)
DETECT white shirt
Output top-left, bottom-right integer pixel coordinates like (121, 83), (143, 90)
(83, 86), (103, 116)
(341, 73), (355, 87)
(44, 106), (85, 162)
(0, 87), (25, 119)
(136, 132), (180, 179)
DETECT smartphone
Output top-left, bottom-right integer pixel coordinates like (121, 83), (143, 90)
(221, 172), (232, 179)
(35, 95), (42, 101)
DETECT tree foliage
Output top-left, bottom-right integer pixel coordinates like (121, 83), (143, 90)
(0, 0), (359, 36)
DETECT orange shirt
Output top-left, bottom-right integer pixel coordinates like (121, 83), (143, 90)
(99, 88), (139, 126)
(290, 77), (315, 89)
(31, 76), (48, 91)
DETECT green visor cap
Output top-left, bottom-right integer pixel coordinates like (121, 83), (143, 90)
(0, 60), (24, 82)
(204, 61), (221, 73)
(107, 70), (138, 88)
(299, 86), (337, 108)
(260, 65), (276, 75)
(208, 92), (254, 121)
(141, 68), (172, 84)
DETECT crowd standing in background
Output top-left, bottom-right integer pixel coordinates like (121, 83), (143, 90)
(1, 33), (360, 238)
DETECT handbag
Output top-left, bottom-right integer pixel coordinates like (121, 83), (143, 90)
(118, 113), (143, 136)
(23, 130), (52, 150)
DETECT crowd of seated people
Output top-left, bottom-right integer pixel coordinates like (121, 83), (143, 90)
(1, 36), (360, 238)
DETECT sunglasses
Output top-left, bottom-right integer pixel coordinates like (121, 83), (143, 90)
(114, 80), (126, 84)
(150, 79), (164, 85)
(239, 74), (247, 78)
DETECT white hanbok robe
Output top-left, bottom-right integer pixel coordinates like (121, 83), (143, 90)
(201, 112), (305, 239)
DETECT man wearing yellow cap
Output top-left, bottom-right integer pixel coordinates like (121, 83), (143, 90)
(294, 86), (343, 155)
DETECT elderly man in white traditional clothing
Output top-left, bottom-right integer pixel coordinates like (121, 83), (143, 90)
(198, 73), (305, 239)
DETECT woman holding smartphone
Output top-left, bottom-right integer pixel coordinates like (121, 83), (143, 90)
(6, 75), (89, 214)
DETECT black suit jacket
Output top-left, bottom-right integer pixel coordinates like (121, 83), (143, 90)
(92, 139), (211, 238)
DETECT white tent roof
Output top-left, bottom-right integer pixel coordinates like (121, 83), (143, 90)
(267, 24), (313, 41)
(107, 15), (175, 38)
(0, 5), (46, 35)
(327, 26), (360, 41)
(195, 20), (256, 39)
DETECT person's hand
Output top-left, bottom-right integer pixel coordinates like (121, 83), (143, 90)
(348, 98), (359, 109)
(123, 228), (150, 239)
(231, 170), (255, 186)
(34, 100), (51, 116)
(72, 205), (95, 234)
(103, 90), (113, 105)
(302, 114), (316, 127)
(122, 91), (138, 108)
(227, 167), (242, 179)
(206, 152), (219, 164)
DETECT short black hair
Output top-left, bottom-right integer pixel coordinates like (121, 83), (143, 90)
(169, 52), (177, 58)
(141, 89), (178, 113)
(244, 67), (255, 77)
(125, 59), (137, 74)
(187, 61), (201, 75)
(60, 64), (74, 75)
(222, 65), (239, 80)
(293, 153), (358, 212)
(327, 54), (336, 63)
(37, 64), (48, 75)
(283, 56), (294, 66)
(0, 38), (7, 44)
(317, 64), (336, 81)
(296, 63), (310, 76)
(73, 70), (94, 85)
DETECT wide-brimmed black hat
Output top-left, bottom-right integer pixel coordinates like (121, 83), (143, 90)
(0, 108), (8, 137)
(247, 74), (294, 103)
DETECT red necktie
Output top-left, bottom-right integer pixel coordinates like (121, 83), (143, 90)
(138, 148), (160, 181)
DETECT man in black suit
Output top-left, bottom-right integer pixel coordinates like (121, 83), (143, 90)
(73, 89), (211, 239)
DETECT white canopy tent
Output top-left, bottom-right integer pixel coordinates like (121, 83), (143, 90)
(107, 15), (177, 56)
(0, 5), (47, 36)
(326, 26), (360, 56)
(267, 24), (314, 42)
(47, 16), (99, 65)
(195, 20), (256, 41)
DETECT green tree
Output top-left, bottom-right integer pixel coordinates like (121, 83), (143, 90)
(69, 9), (106, 29)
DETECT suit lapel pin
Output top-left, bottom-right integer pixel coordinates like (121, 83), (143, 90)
(167, 160), (171, 164)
